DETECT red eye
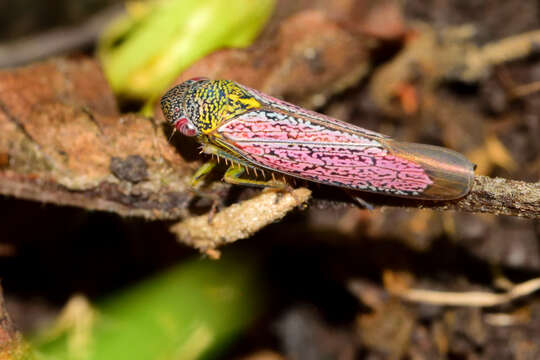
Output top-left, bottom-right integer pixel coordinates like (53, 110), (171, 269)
(189, 77), (209, 82)
(182, 126), (197, 136)
(174, 117), (187, 132)
(175, 117), (196, 136)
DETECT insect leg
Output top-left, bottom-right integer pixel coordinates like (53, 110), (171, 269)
(189, 160), (225, 223)
(223, 166), (290, 190)
(343, 189), (374, 210)
(351, 196), (374, 210)
(201, 143), (292, 191)
(191, 160), (218, 189)
(201, 143), (253, 167)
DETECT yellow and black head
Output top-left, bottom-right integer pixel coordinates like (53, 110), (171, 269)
(160, 78), (261, 136)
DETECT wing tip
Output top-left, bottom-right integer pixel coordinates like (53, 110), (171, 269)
(387, 140), (476, 200)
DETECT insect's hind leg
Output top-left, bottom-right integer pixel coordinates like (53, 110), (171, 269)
(201, 143), (290, 190)
(224, 165), (302, 206)
(223, 166), (290, 190)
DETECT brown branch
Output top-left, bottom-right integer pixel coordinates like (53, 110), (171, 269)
(369, 175), (540, 219)
(0, 57), (537, 250)
(0, 59), (538, 217)
(0, 57), (195, 220)
(171, 175), (539, 252)
(429, 175), (539, 218)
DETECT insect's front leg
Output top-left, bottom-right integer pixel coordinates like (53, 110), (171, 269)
(190, 159), (224, 221)
(191, 160), (218, 189)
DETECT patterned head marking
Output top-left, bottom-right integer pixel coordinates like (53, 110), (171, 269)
(161, 77), (213, 136)
(160, 77), (208, 136)
(161, 78), (262, 136)
(161, 78), (208, 136)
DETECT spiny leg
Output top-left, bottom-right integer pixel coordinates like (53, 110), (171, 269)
(223, 165), (306, 206)
(201, 142), (298, 203)
(201, 142), (258, 171)
(223, 165), (290, 190)
(201, 143), (288, 188)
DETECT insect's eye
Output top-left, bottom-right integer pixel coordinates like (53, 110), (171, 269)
(183, 122), (197, 136)
(175, 117), (197, 136)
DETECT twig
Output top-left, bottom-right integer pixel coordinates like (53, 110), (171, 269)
(370, 25), (540, 114)
(0, 57), (538, 251)
(474, 29), (540, 73)
(424, 175), (540, 219)
(0, 4), (124, 68)
(170, 188), (311, 252)
(385, 276), (540, 307)
(344, 175), (540, 220)
(510, 81), (540, 98)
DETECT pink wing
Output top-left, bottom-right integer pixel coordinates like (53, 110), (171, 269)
(217, 110), (434, 197)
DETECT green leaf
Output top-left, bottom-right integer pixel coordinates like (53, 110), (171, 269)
(34, 255), (264, 360)
(98, 0), (275, 99)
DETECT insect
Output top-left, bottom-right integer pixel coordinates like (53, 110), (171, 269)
(160, 78), (475, 200)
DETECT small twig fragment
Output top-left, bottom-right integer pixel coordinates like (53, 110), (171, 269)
(170, 188), (311, 251)
(383, 276), (540, 307)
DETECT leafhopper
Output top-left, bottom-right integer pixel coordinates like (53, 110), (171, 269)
(161, 78), (474, 200)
